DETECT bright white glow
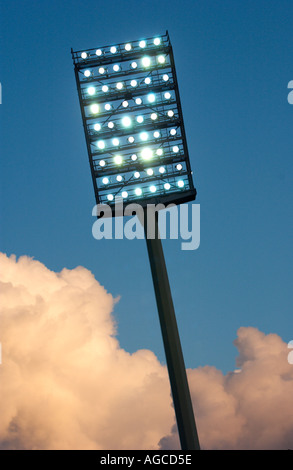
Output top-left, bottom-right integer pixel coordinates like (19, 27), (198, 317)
(131, 154), (137, 161)
(87, 86), (96, 96)
(99, 67), (105, 74)
(84, 70), (91, 77)
(131, 80), (138, 87)
(164, 92), (171, 99)
(97, 140), (105, 149)
(154, 37), (161, 45)
(156, 148), (163, 156)
(102, 177), (109, 184)
(96, 49), (102, 56)
(139, 40), (146, 48)
(102, 85), (109, 92)
(114, 155), (123, 165)
(177, 180), (184, 188)
(125, 43), (132, 51)
(110, 46), (117, 54)
(122, 191), (128, 198)
(140, 132), (148, 141)
(142, 56), (151, 67)
(150, 185), (156, 193)
(167, 110), (174, 117)
(136, 115), (144, 124)
(144, 77), (151, 85)
(121, 116), (132, 127)
(108, 122), (114, 129)
(94, 123), (101, 131)
(134, 171), (140, 178)
(131, 61), (137, 69)
(162, 74), (169, 81)
(147, 93), (156, 103)
(105, 103), (112, 111)
(116, 82), (123, 90)
(141, 148), (153, 160)
(164, 183), (171, 190)
(113, 64), (120, 72)
(159, 166), (165, 174)
(99, 160), (106, 167)
(173, 146), (179, 153)
(81, 52), (87, 59)
(112, 138), (120, 146)
(90, 104), (99, 114)
(135, 187), (142, 196)
(176, 164), (183, 170)
(170, 128), (177, 135)
(107, 194), (114, 201)
(135, 98), (142, 105)
(153, 131), (160, 138)
(157, 55), (165, 64)
(147, 168), (153, 176)
(116, 175), (123, 182)
(151, 113), (158, 120)
(122, 100), (129, 108)
(128, 136), (135, 143)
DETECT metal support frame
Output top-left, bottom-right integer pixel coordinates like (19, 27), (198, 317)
(143, 209), (200, 450)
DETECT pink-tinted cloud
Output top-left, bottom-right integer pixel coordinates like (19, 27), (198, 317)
(0, 253), (292, 450)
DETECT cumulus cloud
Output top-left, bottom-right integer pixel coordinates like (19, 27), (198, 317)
(0, 252), (292, 450)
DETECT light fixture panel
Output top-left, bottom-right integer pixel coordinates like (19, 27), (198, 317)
(72, 31), (196, 213)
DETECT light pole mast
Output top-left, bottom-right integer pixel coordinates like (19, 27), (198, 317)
(143, 209), (200, 450)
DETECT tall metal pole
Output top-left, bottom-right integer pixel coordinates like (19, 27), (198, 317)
(143, 208), (200, 451)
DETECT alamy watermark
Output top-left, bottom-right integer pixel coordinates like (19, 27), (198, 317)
(92, 199), (200, 251)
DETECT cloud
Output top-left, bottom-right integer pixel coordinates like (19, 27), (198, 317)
(0, 253), (292, 450)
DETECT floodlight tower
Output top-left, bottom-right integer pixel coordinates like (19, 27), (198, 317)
(72, 32), (200, 450)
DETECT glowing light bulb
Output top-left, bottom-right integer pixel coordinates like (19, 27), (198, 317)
(122, 191), (128, 198)
(177, 180), (184, 188)
(167, 110), (174, 117)
(139, 40), (146, 48)
(116, 82), (123, 90)
(116, 175), (123, 182)
(128, 136), (135, 143)
(140, 132), (148, 141)
(99, 67), (105, 74)
(147, 168), (153, 176)
(107, 194), (114, 201)
(114, 155), (123, 165)
(162, 74), (169, 81)
(131, 61), (137, 69)
(122, 100), (129, 108)
(131, 80), (138, 87)
(105, 103), (111, 111)
(84, 69), (91, 77)
(81, 52), (87, 59)
(144, 77), (151, 85)
(97, 140), (105, 149)
(154, 37), (161, 45)
(151, 113), (158, 120)
(156, 148), (163, 156)
(96, 49), (102, 56)
(102, 85), (109, 92)
(164, 183), (171, 190)
(108, 122), (114, 129)
(135, 187), (142, 196)
(99, 160), (106, 167)
(112, 138), (120, 146)
(173, 146), (179, 153)
(159, 166), (165, 173)
(110, 46), (117, 53)
(136, 115), (144, 123)
(121, 116), (132, 127)
(134, 171), (140, 178)
(150, 185), (156, 193)
(141, 148), (153, 160)
(90, 104), (99, 114)
(147, 93), (156, 103)
(125, 43), (132, 51)
(154, 131), (160, 138)
(102, 177), (109, 184)
(157, 55), (165, 64)
(94, 123), (101, 131)
(170, 128), (177, 135)
(113, 64), (120, 72)
(131, 154), (137, 161)
(142, 56), (151, 67)
(87, 86), (96, 95)
(135, 98), (142, 105)
(164, 92), (171, 99)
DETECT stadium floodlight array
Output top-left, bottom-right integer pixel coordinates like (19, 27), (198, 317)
(72, 31), (196, 212)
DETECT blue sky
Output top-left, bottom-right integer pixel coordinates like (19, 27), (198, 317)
(0, 0), (293, 373)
